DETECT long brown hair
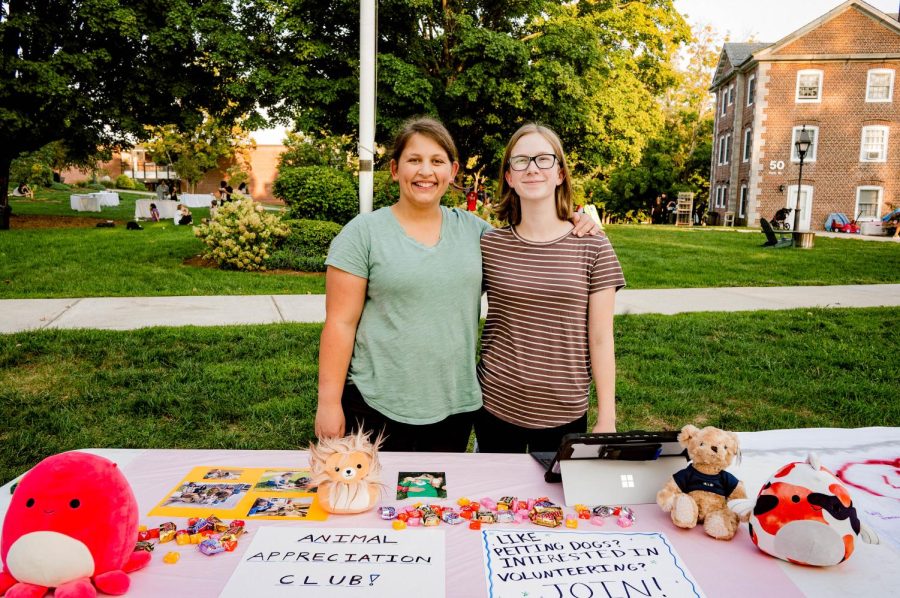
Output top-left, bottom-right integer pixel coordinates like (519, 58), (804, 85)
(390, 117), (458, 163)
(495, 123), (573, 226)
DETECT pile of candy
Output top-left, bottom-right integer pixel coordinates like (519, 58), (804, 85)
(379, 497), (636, 531)
(135, 515), (246, 563)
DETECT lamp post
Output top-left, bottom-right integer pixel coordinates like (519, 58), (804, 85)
(791, 126), (812, 234)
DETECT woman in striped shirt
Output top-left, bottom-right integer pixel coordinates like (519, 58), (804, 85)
(475, 124), (626, 453)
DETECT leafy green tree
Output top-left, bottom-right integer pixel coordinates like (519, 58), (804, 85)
(0, 0), (271, 228)
(143, 113), (256, 193)
(260, 1), (688, 175)
(597, 22), (720, 219)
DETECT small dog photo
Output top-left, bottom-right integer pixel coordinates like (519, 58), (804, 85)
(254, 469), (314, 492)
(202, 468), (243, 480)
(246, 496), (313, 518)
(163, 482), (251, 509)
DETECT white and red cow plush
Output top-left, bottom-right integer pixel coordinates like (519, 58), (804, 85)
(729, 453), (879, 566)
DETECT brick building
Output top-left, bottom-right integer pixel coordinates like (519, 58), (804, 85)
(59, 141), (287, 203)
(709, 0), (900, 231)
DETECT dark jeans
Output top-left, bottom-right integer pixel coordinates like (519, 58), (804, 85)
(341, 384), (474, 452)
(474, 407), (587, 453)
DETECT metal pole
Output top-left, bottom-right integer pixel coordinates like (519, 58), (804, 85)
(358, 0), (376, 214)
(792, 155), (804, 233)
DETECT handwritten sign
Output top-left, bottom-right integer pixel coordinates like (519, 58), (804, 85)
(482, 530), (704, 598)
(221, 527), (444, 597)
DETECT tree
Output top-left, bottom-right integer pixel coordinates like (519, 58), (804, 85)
(258, 1), (688, 176)
(143, 113), (256, 193)
(597, 22), (721, 219)
(0, 0), (272, 228)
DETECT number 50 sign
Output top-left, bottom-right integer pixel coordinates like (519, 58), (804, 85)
(769, 160), (785, 171)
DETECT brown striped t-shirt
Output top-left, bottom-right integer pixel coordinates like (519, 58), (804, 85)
(477, 226), (626, 429)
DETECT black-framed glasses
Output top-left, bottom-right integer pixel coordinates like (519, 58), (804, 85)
(508, 154), (559, 171)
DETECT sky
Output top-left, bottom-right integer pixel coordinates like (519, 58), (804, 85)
(253, 0), (900, 144)
(673, 0), (899, 43)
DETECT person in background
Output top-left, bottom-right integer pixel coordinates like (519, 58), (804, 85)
(12, 183), (34, 198)
(149, 202), (160, 222)
(209, 199), (219, 221)
(156, 180), (169, 203)
(650, 196), (664, 224)
(176, 203), (192, 226)
(219, 180), (230, 202)
(665, 193), (676, 224)
(168, 181), (178, 202)
(475, 123), (625, 454)
(236, 182), (250, 199)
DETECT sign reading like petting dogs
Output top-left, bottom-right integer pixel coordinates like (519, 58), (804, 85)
(482, 530), (704, 598)
(220, 527), (444, 598)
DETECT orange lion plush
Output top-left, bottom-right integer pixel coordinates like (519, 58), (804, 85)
(308, 430), (384, 514)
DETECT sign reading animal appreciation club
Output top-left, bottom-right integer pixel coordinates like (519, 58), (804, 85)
(220, 527), (444, 597)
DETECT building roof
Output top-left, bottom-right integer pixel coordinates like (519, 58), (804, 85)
(710, 1), (900, 90)
(711, 43), (771, 88)
(723, 43), (772, 67)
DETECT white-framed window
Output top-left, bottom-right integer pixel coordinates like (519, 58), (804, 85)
(739, 185), (748, 218)
(747, 75), (756, 106)
(866, 69), (894, 102)
(860, 126), (889, 162)
(715, 185), (728, 209)
(790, 126), (819, 162)
(718, 135), (731, 165)
(855, 187), (883, 220)
(796, 69), (823, 103)
(743, 128), (752, 162)
(728, 84), (734, 105)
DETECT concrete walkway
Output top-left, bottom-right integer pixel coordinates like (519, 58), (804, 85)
(2, 284), (899, 334)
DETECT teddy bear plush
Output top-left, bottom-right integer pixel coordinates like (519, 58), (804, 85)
(656, 424), (747, 540)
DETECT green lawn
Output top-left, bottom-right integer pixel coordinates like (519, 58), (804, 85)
(2, 307), (896, 485)
(2, 191), (898, 298)
(8, 188), (153, 221)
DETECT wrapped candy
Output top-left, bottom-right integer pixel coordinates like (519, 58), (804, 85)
(379, 506), (397, 520)
(163, 551), (180, 564)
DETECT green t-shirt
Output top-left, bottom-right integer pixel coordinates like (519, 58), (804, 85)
(325, 206), (491, 425)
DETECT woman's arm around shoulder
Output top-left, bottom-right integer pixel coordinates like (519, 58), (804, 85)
(316, 266), (367, 439)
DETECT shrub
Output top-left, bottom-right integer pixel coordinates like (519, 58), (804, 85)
(273, 166), (358, 224)
(266, 219), (343, 271)
(115, 174), (139, 189)
(10, 154), (53, 188)
(50, 182), (71, 191)
(372, 170), (398, 210)
(194, 199), (290, 271)
(100, 180), (116, 189)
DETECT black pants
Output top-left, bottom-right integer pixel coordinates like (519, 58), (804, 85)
(474, 407), (587, 453)
(342, 384), (474, 452)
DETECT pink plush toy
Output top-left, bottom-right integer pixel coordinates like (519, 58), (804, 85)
(0, 451), (150, 597)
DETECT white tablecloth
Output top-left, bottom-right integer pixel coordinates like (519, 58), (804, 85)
(69, 194), (100, 212)
(179, 193), (215, 208)
(1, 428), (897, 598)
(134, 199), (178, 220)
(93, 192), (119, 206)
